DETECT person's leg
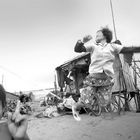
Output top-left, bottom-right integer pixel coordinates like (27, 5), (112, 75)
(72, 101), (85, 121)
(98, 86), (112, 107)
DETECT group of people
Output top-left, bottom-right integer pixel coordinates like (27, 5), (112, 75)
(0, 26), (140, 139)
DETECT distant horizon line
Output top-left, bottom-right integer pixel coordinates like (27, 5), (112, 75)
(10, 87), (56, 94)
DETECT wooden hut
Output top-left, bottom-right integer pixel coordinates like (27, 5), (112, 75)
(56, 52), (140, 111)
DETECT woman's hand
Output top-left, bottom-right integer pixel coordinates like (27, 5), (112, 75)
(83, 35), (92, 43)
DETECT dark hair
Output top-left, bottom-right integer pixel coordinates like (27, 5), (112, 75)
(19, 94), (30, 103)
(99, 27), (113, 43)
(0, 84), (6, 108)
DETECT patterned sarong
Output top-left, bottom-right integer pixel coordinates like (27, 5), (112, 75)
(79, 74), (114, 107)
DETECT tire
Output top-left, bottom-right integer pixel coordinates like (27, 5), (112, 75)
(90, 94), (102, 116)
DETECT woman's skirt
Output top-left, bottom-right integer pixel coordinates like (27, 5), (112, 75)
(79, 73), (114, 107)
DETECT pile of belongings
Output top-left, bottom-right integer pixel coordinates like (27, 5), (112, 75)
(3, 96), (32, 118)
(43, 106), (59, 118)
(36, 95), (76, 118)
(2, 99), (16, 118)
(58, 95), (76, 110)
(40, 93), (60, 107)
(6, 99), (17, 113)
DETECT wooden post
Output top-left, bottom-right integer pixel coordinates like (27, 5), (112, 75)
(133, 59), (140, 112)
(134, 65), (137, 88)
(54, 74), (57, 94)
(73, 69), (80, 95)
(118, 69), (121, 115)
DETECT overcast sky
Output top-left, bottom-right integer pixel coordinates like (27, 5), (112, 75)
(0, 0), (140, 92)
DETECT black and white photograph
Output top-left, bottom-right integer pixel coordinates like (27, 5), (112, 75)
(0, 0), (140, 140)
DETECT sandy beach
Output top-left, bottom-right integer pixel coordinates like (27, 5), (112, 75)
(27, 112), (140, 140)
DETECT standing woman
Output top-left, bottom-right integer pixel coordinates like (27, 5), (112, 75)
(73, 27), (140, 120)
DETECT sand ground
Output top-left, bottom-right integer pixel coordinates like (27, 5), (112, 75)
(27, 112), (140, 140)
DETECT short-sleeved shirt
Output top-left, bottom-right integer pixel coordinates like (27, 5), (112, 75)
(86, 43), (124, 78)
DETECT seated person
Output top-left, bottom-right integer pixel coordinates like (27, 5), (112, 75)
(0, 85), (29, 140)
